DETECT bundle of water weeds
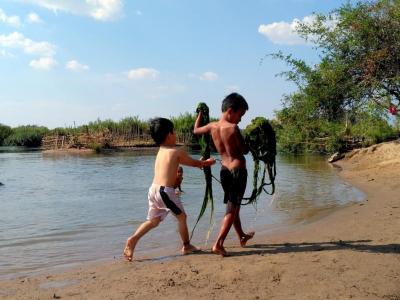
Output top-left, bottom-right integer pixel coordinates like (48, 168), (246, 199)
(243, 117), (277, 205)
(190, 102), (214, 240)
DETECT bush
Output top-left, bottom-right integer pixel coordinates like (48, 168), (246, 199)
(4, 125), (49, 147)
(352, 116), (397, 147)
(0, 124), (12, 146)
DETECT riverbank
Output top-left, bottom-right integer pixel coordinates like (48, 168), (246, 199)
(1, 141), (399, 299)
(41, 144), (189, 154)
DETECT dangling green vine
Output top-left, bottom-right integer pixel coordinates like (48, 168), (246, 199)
(190, 102), (214, 240)
(242, 117), (277, 205)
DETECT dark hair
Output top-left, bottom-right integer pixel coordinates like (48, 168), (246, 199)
(149, 118), (174, 145)
(221, 93), (249, 112)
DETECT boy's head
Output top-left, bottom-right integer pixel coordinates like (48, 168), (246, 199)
(149, 117), (174, 145)
(221, 93), (249, 113)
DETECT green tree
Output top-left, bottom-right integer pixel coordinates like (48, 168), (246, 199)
(272, 0), (398, 153)
(297, 0), (400, 111)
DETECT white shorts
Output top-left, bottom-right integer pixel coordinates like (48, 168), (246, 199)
(147, 183), (184, 221)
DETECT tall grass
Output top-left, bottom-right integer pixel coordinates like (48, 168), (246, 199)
(75, 116), (148, 137)
(171, 112), (197, 144)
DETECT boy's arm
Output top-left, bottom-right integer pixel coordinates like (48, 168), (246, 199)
(178, 149), (216, 168)
(193, 112), (212, 135)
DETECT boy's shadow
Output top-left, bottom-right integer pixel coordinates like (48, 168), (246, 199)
(229, 239), (400, 256)
(134, 240), (399, 262)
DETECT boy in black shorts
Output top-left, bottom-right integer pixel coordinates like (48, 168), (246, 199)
(194, 93), (254, 256)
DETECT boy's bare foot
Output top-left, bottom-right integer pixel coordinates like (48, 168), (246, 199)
(240, 231), (255, 247)
(123, 241), (134, 262)
(212, 245), (228, 257)
(181, 244), (200, 255)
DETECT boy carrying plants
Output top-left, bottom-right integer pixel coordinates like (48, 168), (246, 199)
(194, 93), (254, 256)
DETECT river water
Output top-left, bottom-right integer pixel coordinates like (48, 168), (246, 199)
(0, 147), (364, 279)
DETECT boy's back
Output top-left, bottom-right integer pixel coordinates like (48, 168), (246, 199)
(208, 120), (247, 170)
(153, 146), (181, 187)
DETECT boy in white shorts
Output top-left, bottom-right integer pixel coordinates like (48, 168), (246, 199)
(123, 117), (216, 261)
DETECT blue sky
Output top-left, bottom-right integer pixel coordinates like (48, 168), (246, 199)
(0, 0), (350, 128)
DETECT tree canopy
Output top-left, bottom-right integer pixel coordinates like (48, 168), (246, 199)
(273, 0), (399, 153)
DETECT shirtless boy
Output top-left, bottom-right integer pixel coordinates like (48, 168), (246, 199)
(124, 118), (216, 261)
(194, 93), (254, 256)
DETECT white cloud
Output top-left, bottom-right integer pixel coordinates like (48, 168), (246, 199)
(200, 71), (218, 81)
(258, 15), (317, 45)
(66, 60), (89, 71)
(127, 68), (159, 80)
(20, 0), (123, 21)
(0, 8), (22, 27)
(0, 49), (14, 58)
(26, 12), (43, 23)
(0, 32), (56, 57)
(29, 56), (57, 70)
(0, 32), (56, 69)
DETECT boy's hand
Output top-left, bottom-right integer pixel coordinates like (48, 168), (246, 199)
(202, 158), (216, 167)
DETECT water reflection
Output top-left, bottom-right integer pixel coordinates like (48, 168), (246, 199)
(273, 154), (364, 223)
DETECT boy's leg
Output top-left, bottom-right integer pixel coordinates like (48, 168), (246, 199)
(232, 206), (255, 247)
(124, 216), (161, 261)
(212, 202), (239, 256)
(174, 212), (199, 254)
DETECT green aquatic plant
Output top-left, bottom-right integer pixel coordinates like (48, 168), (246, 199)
(190, 102), (214, 240)
(243, 117), (277, 205)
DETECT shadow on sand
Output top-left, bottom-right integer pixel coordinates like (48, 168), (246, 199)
(229, 239), (400, 256)
(133, 239), (399, 262)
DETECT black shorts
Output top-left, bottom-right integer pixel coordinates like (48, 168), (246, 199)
(220, 166), (247, 205)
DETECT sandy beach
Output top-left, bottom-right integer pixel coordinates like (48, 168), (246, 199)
(1, 140), (399, 299)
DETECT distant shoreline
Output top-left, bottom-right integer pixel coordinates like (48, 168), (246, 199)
(41, 143), (198, 154)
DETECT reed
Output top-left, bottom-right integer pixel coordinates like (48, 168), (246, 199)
(170, 112), (197, 144)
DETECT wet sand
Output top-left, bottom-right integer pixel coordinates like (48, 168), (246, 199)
(1, 140), (399, 299)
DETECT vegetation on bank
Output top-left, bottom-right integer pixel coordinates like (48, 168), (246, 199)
(271, 0), (399, 153)
(0, 114), (207, 149)
(0, 124), (49, 147)
(0, 111), (222, 151)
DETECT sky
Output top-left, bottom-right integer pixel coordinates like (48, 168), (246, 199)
(0, 0), (352, 129)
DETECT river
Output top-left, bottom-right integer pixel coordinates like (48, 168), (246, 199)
(0, 147), (364, 279)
